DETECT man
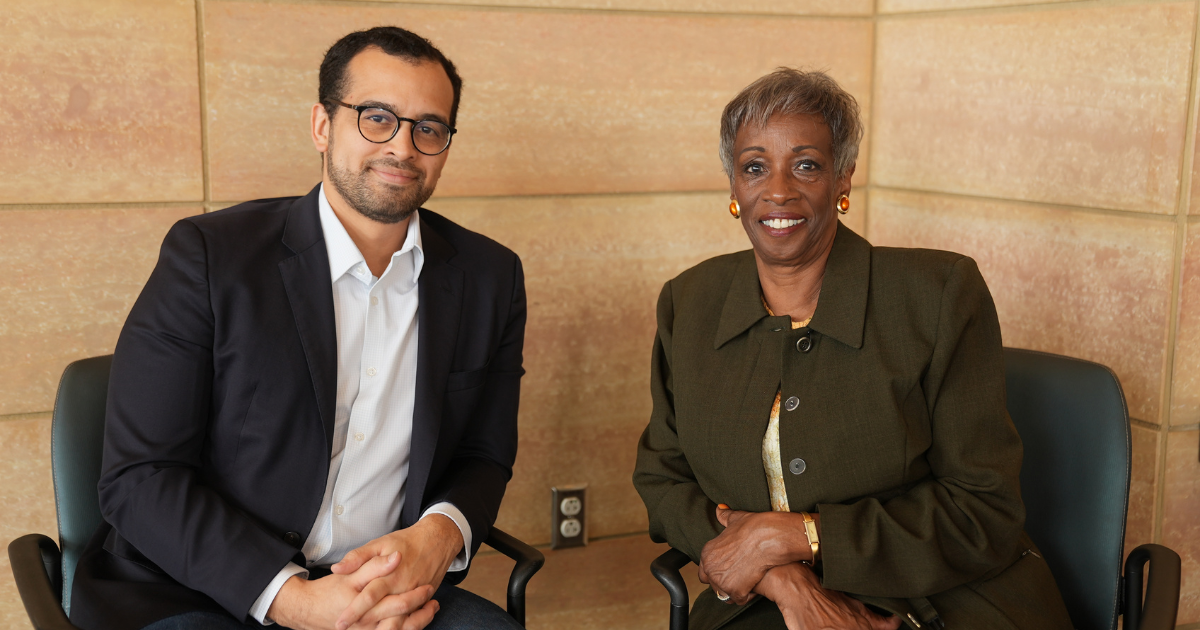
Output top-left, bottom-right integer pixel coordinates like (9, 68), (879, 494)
(69, 27), (526, 630)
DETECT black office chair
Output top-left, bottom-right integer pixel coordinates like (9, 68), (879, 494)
(651, 347), (1181, 630)
(9, 355), (545, 630)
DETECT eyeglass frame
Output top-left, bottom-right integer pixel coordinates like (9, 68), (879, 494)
(332, 100), (457, 156)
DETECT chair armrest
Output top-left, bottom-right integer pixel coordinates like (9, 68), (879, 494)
(651, 547), (693, 630)
(483, 527), (545, 626)
(8, 534), (78, 630)
(1123, 543), (1181, 630)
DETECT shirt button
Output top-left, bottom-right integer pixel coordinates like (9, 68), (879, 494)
(354, 432), (365, 442)
(784, 396), (800, 412)
(335, 505), (344, 516)
(371, 296), (379, 306)
(796, 336), (813, 353)
(366, 367), (377, 377)
(789, 458), (807, 475)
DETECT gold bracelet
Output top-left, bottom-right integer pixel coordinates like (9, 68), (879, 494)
(800, 511), (820, 565)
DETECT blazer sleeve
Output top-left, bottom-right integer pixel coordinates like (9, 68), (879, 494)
(633, 281), (724, 562)
(98, 220), (304, 620)
(421, 253), (526, 576)
(818, 256), (1025, 598)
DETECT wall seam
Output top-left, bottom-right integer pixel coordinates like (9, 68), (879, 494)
(877, 0), (1175, 20)
(869, 185), (1181, 222)
(0, 411), (51, 424)
(863, 0), (879, 239)
(208, 0), (873, 20)
(196, 0), (213, 209)
(1153, 0), (1200, 548)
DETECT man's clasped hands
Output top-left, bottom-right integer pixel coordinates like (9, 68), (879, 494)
(267, 513), (463, 630)
(697, 506), (902, 630)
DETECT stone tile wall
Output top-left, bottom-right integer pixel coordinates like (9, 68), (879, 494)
(1, 0), (1197, 628)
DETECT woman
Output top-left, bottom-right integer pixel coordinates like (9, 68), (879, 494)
(633, 69), (1073, 630)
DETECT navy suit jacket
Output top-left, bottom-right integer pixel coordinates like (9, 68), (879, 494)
(69, 185), (526, 630)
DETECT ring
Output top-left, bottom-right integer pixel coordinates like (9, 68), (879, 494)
(716, 591), (731, 602)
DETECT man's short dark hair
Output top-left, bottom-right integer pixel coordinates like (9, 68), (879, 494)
(319, 26), (463, 127)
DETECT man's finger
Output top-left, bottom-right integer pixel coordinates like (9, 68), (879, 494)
(356, 585), (436, 626)
(333, 541), (386, 575)
(347, 552), (401, 590)
(400, 598), (440, 630)
(337, 576), (401, 630)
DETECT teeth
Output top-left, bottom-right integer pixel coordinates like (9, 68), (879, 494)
(762, 218), (802, 229)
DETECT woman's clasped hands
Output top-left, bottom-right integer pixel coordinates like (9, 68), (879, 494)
(697, 505), (901, 630)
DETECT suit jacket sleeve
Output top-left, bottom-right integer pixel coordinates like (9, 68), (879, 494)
(421, 253), (526, 574)
(98, 220), (304, 620)
(634, 281), (724, 562)
(818, 257), (1025, 597)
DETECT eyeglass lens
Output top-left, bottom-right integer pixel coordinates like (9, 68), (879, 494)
(358, 108), (451, 155)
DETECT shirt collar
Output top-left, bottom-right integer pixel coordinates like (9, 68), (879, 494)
(317, 183), (424, 285)
(714, 221), (871, 350)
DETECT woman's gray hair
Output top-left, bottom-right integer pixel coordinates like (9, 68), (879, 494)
(720, 68), (864, 181)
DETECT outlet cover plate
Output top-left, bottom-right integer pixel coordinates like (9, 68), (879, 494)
(551, 484), (587, 549)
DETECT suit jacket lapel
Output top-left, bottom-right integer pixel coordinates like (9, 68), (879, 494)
(403, 216), (463, 526)
(278, 185), (338, 449)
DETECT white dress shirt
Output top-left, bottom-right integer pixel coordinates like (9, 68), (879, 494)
(249, 185), (472, 623)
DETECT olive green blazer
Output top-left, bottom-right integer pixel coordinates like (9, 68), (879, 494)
(633, 223), (1072, 630)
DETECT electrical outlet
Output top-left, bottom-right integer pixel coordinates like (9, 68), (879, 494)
(551, 484), (587, 549)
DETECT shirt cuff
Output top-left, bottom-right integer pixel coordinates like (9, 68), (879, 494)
(249, 562), (309, 625)
(421, 502), (472, 572)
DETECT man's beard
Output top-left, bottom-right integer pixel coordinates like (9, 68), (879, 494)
(326, 137), (435, 225)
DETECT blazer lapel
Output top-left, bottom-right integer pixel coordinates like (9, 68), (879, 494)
(278, 185), (338, 449)
(403, 216), (464, 526)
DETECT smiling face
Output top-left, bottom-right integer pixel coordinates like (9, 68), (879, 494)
(731, 112), (852, 270)
(312, 46), (455, 224)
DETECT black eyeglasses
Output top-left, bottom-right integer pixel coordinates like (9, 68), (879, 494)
(334, 100), (456, 156)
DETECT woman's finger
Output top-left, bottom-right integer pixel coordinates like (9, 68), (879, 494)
(401, 598), (440, 630)
(869, 613), (903, 630)
(355, 585), (436, 626)
(715, 504), (730, 526)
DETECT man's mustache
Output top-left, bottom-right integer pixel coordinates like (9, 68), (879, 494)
(365, 158), (424, 181)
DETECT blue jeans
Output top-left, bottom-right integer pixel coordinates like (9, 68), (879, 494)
(141, 583), (522, 630)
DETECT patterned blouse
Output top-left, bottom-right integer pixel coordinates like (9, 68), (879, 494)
(762, 307), (811, 513)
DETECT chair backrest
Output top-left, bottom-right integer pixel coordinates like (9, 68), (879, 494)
(1004, 347), (1130, 630)
(50, 355), (112, 614)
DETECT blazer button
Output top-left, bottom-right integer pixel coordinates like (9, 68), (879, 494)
(796, 336), (813, 353)
(283, 531), (302, 548)
(789, 458), (807, 475)
(784, 396), (800, 412)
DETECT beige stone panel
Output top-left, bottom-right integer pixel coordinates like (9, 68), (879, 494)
(1125, 425), (1160, 558)
(0, 207), (198, 416)
(1161, 430), (1200, 624)
(462, 535), (706, 630)
(869, 189), (1175, 423)
(0, 0), (203, 204)
(364, 0), (870, 15)
(879, 0), (1080, 12)
(1171, 222), (1200, 425)
(203, 1), (872, 201)
(425, 192), (748, 541)
(872, 3), (1194, 214)
(0, 415), (55, 630)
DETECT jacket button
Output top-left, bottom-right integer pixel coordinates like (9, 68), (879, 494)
(789, 458), (807, 475)
(283, 531), (302, 548)
(784, 396), (800, 412)
(796, 336), (812, 353)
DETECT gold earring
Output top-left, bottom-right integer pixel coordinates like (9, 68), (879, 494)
(837, 195), (850, 215)
(729, 200), (740, 218)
